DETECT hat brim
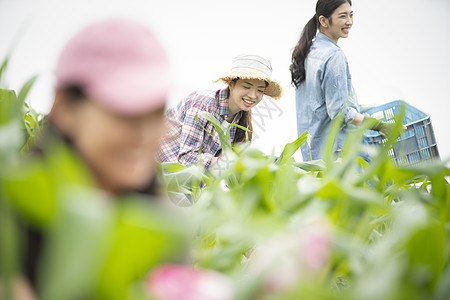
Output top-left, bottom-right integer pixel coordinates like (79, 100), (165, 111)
(213, 67), (283, 100)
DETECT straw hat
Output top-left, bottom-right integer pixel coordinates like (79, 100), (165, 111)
(214, 54), (283, 99)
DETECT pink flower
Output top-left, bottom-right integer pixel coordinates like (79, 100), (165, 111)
(248, 235), (302, 293)
(248, 220), (332, 294)
(146, 264), (234, 300)
(300, 222), (331, 270)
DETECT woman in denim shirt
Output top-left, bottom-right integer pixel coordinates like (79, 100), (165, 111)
(290, 0), (394, 161)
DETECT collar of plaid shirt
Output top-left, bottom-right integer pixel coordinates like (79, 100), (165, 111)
(218, 88), (230, 117)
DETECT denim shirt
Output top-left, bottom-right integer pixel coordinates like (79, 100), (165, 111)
(295, 32), (359, 161)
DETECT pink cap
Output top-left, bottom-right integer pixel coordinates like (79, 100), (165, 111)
(55, 19), (170, 115)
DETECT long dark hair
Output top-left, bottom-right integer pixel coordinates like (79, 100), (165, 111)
(290, 0), (352, 87)
(234, 110), (252, 143)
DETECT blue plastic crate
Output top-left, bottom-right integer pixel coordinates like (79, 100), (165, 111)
(361, 100), (440, 166)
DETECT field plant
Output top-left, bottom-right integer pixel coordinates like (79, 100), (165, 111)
(1, 52), (449, 299)
(161, 110), (450, 300)
(0, 56), (44, 300)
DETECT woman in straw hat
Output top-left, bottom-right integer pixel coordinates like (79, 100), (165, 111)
(290, 0), (396, 162)
(157, 54), (282, 169)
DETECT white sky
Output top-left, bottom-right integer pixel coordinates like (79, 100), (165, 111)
(1, 0), (449, 161)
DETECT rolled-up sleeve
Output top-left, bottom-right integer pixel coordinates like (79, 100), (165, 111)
(322, 50), (358, 123)
(178, 105), (215, 168)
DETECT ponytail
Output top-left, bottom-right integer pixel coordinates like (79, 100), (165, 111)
(290, 16), (318, 88)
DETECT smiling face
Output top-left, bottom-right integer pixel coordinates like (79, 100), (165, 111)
(52, 91), (166, 194)
(319, 2), (353, 43)
(228, 79), (266, 118)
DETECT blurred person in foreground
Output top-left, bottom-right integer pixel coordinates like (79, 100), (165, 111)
(290, 0), (398, 162)
(1, 19), (188, 300)
(157, 54), (283, 170)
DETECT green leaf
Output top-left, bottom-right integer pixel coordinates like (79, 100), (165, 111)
(17, 75), (38, 104)
(0, 191), (20, 300)
(38, 188), (114, 300)
(0, 57), (9, 85)
(0, 89), (19, 125)
(196, 111), (231, 150)
(2, 158), (56, 226)
(225, 123), (251, 142)
(160, 161), (187, 173)
(406, 223), (447, 287)
(294, 159), (325, 172)
(95, 199), (188, 300)
(323, 114), (344, 167)
(276, 130), (309, 165)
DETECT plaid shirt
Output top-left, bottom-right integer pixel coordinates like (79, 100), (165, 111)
(157, 88), (242, 169)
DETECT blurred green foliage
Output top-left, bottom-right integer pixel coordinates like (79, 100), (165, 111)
(0, 56), (41, 300)
(1, 51), (449, 300)
(161, 107), (450, 299)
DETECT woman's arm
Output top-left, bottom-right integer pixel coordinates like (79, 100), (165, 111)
(322, 50), (358, 124)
